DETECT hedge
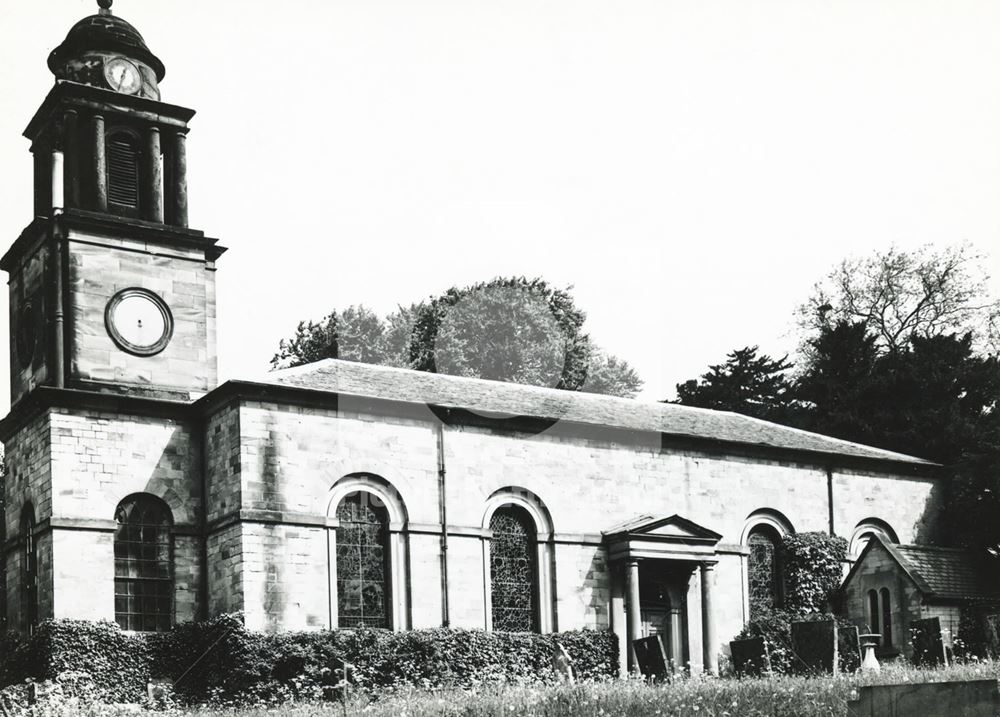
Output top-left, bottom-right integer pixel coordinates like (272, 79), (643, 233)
(0, 615), (618, 704)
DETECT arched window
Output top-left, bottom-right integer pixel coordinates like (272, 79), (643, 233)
(880, 588), (893, 647)
(850, 519), (899, 558)
(107, 130), (141, 213)
(747, 525), (783, 618)
(867, 589), (879, 634)
(489, 506), (538, 632)
(20, 505), (37, 632)
(335, 492), (390, 628)
(114, 495), (173, 632)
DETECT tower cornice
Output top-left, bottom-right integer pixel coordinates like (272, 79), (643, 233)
(24, 81), (195, 147)
(1, 210), (226, 273)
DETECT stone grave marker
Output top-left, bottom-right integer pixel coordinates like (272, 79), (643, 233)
(552, 642), (575, 683)
(911, 617), (948, 666)
(730, 636), (769, 676)
(838, 624), (862, 673)
(790, 619), (838, 674)
(632, 636), (669, 680)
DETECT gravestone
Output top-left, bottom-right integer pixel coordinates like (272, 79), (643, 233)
(911, 617), (948, 666)
(838, 624), (862, 673)
(552, 642), (575, 683)
(790, 619), (838, 674)
(984, 614), (1000, 659)
(632, 636), (669, 680)
(730, 637), (770, 676)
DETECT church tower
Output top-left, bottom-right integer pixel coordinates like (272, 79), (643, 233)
(2, 1), (219, 632)
(4, 0), (224, 404)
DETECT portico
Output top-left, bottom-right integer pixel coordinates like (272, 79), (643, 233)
(605, 515), (722, 675)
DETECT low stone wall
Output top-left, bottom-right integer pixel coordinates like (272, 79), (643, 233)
(848, 679), (1000, 717)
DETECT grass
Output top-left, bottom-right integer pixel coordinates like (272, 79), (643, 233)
(10, 662), (1000, 717)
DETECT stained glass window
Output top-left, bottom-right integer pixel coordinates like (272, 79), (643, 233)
(489, 506), (538, 632)
(21, 505), (37, 632)
(748, 527), (782, 618)
(114, 495), (173, 632)
(336, 492), (390, 628)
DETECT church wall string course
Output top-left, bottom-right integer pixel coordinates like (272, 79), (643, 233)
(2, 1), (945, 676)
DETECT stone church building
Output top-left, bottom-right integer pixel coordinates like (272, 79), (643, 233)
(2, 1), (943, 675)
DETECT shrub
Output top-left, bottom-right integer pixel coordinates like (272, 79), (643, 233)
(0, 615), (618, 704)
(781, 532), (848, 614)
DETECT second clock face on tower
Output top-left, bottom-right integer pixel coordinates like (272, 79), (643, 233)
(105, 288), (173, 356)
(104, 57), (143, 95)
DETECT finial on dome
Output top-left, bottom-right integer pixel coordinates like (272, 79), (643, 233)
(97, 0), (113, 15)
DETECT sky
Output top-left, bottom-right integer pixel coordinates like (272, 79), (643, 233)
(1, 0), (1000, 407)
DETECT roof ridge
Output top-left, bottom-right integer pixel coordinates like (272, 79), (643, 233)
(248, 358), (938, 467)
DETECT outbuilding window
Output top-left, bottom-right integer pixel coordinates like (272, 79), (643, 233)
(489, 506), (538, 632)
(114, 495), (173, 632)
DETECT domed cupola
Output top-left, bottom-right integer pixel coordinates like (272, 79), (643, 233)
(47, 0), (165, 100)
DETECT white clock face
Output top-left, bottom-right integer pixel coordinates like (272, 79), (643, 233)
(105, 289), (173, 356)
(104, 57), (143, 95)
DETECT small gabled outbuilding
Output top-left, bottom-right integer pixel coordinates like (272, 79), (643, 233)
(841, 535), (1000, 659)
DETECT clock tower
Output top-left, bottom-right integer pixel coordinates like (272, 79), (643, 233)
(4, 0), (224, 404)
(2, 1), (222, 631)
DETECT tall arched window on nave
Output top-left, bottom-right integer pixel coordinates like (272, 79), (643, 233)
(747, 525), (783, 618)
(489, 506), (538, 632)
(114, 494), (173, 632)
(335, 492), (390, 628)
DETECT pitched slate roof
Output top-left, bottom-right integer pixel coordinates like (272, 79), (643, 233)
(249, 359), (934, 467)
(892, 544), (1000, 602)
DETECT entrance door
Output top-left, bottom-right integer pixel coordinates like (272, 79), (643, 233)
(639, 565), (689, 671)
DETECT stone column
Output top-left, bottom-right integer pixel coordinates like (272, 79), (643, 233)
(148, 127), (165, 222)
(625, 559), (642, 673)
(173, 131), (189, 227)
(62, 109), (80, 209)
(92, 115), (107, 211)
(700, 562), (718, 675)
(610, 563), (628, 677)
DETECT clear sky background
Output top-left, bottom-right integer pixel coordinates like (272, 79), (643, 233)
(1, 0), (1000, 407)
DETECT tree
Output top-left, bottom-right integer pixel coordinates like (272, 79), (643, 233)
(674, 346), (794, 421)
(580, 348), (644, 398)
(271, 277), (644, 398)
(271, 305), (390, 369)
(799, 244), (1000, 355)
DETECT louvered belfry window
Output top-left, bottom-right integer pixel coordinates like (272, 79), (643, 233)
(489, 506), (538, 632)
(114, 495), (173, 632)
(107, 132), (141, 210)
(336, 492), (390, 628)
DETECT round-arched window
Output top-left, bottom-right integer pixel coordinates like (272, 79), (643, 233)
(114, 494), (173, 632)
(335, 492), (390, 628)
(489, 506), (538, 632)
(747, 525), (783, 618)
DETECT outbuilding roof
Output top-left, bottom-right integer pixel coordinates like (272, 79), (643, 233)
(251, 359), (935, 468)
(845, 536), (1000, 603)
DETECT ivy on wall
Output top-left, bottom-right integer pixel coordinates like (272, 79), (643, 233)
(780, 532), (848, 615)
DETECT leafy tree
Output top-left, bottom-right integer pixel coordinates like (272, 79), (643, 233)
(674, 346), (794, 421)
(580, 348), (644, 398)
(271, 278), (644, 397)
(799, 244), (1000, 355)
(271, 305), (389, 369)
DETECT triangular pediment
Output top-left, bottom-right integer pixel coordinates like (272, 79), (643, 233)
(603, 514), (722, 543)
